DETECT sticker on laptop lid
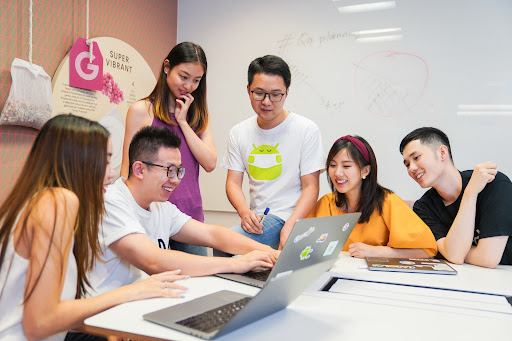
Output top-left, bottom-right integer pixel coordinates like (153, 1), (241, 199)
(271, 270), (293, 281)
(399, 260), (415, 265)
(316, 233), (328, 243)
(300, 246), (314, 260)
(342, 223), (350, 232)
(323, 240), (339, 256)
(432, 264), (453, 271)
(410, 258), (440, 262)
(294, 226), (315, 243)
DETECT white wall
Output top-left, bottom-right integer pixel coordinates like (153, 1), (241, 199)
(178, 0), (512, 217)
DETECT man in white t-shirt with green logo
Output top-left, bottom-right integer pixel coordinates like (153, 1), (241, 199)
(222, 55), (324, 250)
(87, 126), (279, 298)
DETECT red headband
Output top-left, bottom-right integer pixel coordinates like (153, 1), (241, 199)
(336, 135), (370, 163)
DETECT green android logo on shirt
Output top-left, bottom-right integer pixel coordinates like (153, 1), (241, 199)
(248, 143), (282, 180)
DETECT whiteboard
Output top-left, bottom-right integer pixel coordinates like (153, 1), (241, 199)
(178, 0), (512, 212)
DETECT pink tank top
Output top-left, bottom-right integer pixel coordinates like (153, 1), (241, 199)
(152, 115), (204, 222)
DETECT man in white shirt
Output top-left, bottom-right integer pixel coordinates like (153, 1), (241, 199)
(88, 126), (279, 296)
(222, 55), (324, 250)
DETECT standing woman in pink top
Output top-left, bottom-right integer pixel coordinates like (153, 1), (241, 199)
(121, 42), (216, 256)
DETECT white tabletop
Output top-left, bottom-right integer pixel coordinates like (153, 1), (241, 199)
(84, 256), (512, 341)
(329, 252), (512, 296)
(85, 276), (259, 341)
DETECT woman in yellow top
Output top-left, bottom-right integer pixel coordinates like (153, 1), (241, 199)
(307, 135), (437, 258)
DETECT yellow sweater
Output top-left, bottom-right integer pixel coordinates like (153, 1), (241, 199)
(307, 193), (437, 257)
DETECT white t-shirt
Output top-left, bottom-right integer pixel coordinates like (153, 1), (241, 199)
(0, 219), (76, 341)
(222, 112), (324, 221)
(87, 178), (191, 296)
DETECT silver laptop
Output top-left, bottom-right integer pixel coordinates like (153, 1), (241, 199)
(143, 213), (360, 340)
(216, 213), (360, 287)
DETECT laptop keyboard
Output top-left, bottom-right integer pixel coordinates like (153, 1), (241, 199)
(176, 296), (252, 333)
(243, 268), (271, 281)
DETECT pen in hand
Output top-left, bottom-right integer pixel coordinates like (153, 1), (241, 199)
(259, 207), (270, 224)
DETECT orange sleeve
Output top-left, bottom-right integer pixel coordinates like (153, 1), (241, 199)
(306, 193), (336, 218)
(382, 193), (438, 257)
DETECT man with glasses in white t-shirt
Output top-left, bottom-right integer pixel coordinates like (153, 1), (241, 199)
(221, 55), (324, 251)
(86, 126), (279, 297)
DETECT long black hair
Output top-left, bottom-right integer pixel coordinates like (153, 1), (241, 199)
(146, 42), (208, 133)
(0, 114), (109, 300)
(326, 136), (392, 223)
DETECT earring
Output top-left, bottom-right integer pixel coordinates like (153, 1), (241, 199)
(362, 175), (366, 180)
(164, 70), (167, 75)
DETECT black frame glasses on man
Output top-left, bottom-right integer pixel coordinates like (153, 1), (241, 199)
(141, 161), (186, 179)
(250, 90), (285, 102)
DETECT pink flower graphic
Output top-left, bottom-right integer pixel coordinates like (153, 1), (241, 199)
(102, 73), (124, 104)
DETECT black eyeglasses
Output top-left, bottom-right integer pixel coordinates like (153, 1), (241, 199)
(250, 91), (285, 102)
(141, 161), (186, 179)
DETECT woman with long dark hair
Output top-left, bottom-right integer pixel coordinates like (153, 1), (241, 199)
(0, 114), (187, 340)
(307, 135), (437, 258)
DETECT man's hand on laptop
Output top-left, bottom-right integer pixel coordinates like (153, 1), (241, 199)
(262, 245), (280, 262)
(230, 250), (276, 273)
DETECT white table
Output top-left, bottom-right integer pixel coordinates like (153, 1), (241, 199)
(329, 252), (512, 296)
(83, 255), (512, 341)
